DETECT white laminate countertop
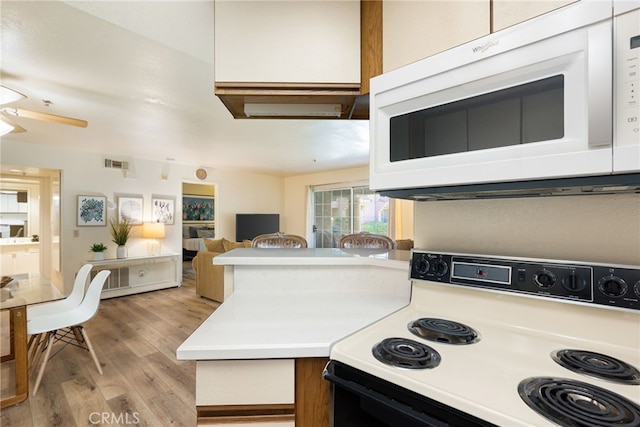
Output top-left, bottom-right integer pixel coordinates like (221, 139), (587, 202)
(176, 289), (409, 360)
(178, 249), (412, 360)
(213, 247), (411, 269)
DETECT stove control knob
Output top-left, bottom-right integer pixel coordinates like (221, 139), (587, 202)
(561, 273), (587, 292)
(597, 275), (627, 298)
(415, 258), (430, 274)
(433, 259), (449, 277)
(534, 269), (556, 288)
(634, 281), (640, 298)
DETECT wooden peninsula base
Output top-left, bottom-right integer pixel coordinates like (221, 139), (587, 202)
(195, 358), (329, 427)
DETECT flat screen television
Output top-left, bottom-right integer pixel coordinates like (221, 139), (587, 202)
(236, 213), (280, 242)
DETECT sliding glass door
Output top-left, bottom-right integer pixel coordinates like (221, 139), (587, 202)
(312, 185), (389, 248)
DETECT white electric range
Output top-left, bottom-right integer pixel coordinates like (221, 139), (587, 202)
(325, 251), (640, 426)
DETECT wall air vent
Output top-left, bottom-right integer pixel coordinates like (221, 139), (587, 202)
(104, 158), (129, 170)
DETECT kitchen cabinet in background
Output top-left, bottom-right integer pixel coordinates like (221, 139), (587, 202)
(0, 241), (39, 276)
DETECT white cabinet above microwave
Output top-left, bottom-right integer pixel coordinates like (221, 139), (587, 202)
(369, 0), (640, 199)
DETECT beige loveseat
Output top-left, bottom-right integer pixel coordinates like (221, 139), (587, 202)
(192, 238), (251, 302)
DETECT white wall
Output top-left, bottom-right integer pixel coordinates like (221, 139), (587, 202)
(414, 194), (640, 265)
(1, 140), (285, 293)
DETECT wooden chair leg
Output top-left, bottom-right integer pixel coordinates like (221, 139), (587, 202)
(28, 334), (44, 371)
(32, 332), (55, 397)
(27, 334), (37, 352)
(72, 326), (84, 344)
(78, 326), (102, 375)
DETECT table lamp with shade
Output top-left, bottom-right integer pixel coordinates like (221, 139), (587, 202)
(142, 222), (165, 256)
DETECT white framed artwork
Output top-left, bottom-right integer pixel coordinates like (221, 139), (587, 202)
(151, 196), (175, 225)
(118, 196), (143, 224)
(77, 195), (107, 226)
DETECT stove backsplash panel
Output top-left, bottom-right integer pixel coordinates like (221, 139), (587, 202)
(413, 194), (639, 265)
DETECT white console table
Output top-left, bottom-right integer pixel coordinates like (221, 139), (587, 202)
(84, 253), (180, 299)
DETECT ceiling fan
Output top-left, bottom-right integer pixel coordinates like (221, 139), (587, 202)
(0, 85), (88, 135)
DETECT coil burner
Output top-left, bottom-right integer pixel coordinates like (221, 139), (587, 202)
(551, 350), (640, 385)
(372, 337), (441, 370)
(408, 317), (480, 345)
(518, 377), (640, 427)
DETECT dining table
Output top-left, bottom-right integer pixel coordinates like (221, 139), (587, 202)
(0, 275), (64, 408)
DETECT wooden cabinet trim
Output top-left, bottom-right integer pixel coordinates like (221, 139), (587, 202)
(214, 83), (367, 120)
(361, 0), (383, 95)
(197, 404), (295, 424)
(295, 358), (330, 427)
(215, 82), (361, 92)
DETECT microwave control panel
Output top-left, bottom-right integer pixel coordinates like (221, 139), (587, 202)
(615, 8), (639, 149)
(410, 251), (640, 311)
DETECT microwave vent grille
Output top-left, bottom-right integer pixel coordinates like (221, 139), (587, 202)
(380, 174), (640, 201)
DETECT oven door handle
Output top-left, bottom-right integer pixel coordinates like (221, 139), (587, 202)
(323, 364), (448, 427)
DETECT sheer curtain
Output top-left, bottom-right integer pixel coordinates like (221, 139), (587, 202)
(390, 198), (414, 241)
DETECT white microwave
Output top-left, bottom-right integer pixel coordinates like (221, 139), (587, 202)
(370, 0), (640, 199)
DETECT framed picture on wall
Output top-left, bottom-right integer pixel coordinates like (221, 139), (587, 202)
(183, 195), (215, 222)
(77, 195), (107, 226)
(118, 196), (143, 224)
(151, 196), (175, 225)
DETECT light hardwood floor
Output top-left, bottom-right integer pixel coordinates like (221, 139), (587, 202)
(1, 262), (219, 426)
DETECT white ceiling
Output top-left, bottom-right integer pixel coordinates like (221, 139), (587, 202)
(0, 1), (370, 176)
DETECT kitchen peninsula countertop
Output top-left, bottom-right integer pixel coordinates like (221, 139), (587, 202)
(177, 248), (412, 360)
(212, 247), (411, 267)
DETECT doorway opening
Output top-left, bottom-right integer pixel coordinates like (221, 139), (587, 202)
(0, 165), (61, 285)
(181, 182), (215, 262)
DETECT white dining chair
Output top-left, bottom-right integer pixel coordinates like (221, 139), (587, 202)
(28, 264), (93, 318)
(27, 264), (94, 362)
(27, 269), (110, 396)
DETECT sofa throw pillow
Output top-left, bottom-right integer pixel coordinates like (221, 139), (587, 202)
(222, 238), (253, 252)
(222, 238), (243, 252)
(190, 226), (214, 238)
(196, 229), (215, 238)
(205, 238), (225, 253)
(395, 239), (414, 250)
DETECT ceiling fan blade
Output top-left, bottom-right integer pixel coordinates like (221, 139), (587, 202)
(12, 108), (88, 128)
(0, 116), (26, 133)
(0, 86), (27, 106)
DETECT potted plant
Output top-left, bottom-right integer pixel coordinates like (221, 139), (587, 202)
(89, 242), (107, 261)
(110, 217), (133, 258)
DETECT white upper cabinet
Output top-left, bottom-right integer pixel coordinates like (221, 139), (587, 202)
(382, 0), (490, 72)
(492, 0), (578, 32)
(214, 0), (361, 84)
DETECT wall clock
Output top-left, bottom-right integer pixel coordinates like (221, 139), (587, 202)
(195, 168), (207, 180)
